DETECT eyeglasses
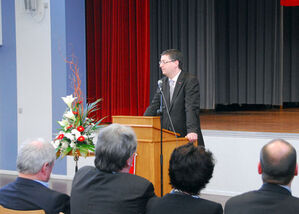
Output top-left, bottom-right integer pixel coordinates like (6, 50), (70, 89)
(159, 60), (175, 65)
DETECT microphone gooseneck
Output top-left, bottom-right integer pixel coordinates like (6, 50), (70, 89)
(157, 78), (178, 196)
(157, 79), (177, 138)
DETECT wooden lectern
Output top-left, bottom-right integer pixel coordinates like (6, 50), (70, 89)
(112, 116), (188, 196)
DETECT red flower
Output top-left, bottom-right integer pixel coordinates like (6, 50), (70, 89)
(73, 111), (79, 115)
(57, 134), (64, 140)
(77, 126), (85, 132)
(66, 125), (73, 130)
(77, 136), (85, 142)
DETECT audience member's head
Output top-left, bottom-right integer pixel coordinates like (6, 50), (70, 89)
(169, 142), (215, 195)
(17, 139), (56, 182)
(94, 123), (137, 173)
(259, 139), (298, 185)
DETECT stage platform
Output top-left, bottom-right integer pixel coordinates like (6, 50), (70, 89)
(201, 108), (299, 133)
(199, 107), (299, 197)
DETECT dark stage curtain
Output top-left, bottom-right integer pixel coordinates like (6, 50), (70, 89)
(283, 6), (299, 102)
(150, 0), (299, 108)
(86, 0), (150, 122)
(150, 0), (216, 109)
(215, 0), (284, 105)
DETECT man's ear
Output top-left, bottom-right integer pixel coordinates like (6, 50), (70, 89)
(126, 154), (134, 167)
(41, 163), (48, 174)
(42, 162), (54, 175)
(258, 162), (262, 174)
(295, 164), (298, 176)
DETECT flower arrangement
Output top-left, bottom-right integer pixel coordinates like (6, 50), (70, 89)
(52, 94), (104, 159)
(52, 53), (105, 159)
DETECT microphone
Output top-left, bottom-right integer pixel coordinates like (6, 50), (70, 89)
(157, 80), (163, 115)
(158, 80), (163, 90)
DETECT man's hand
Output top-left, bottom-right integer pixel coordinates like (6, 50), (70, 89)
(186, 132), (198, 142)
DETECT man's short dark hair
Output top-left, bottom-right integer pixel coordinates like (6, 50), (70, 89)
(169, 143), (215, 195)
(260, 139), (297, 185)
(161, 49), (183, 69)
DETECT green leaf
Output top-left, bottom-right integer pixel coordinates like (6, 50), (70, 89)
(91, 123), (106, 131)
(85, 144), (95, 152)
(78, 144), (95, 153)
(60, 147), (72, 159)
(78, 146), (88, 158)
(80, 143), (94, 149)
(86, 139), (94, 146)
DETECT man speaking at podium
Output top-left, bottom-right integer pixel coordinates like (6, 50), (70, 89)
(144, 49), (204, 146)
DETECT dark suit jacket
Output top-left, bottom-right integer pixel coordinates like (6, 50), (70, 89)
(224, 183), (299, 214)
(146, 192), (223, 214)
(144, 71), (204, 146)
(70, 166), (156, 214)
(0, 177), (70, 214)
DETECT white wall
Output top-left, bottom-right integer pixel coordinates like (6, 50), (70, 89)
(15, 0), (52, 146)
(202, 130), (299, 197)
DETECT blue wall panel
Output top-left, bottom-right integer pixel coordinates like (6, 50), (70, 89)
(51, 0), (86, 175)
(0, 0), (18, 170)
(51, 0), (67, 175)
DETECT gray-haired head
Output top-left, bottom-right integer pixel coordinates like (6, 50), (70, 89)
(17, 139), (56, 174)
(94, 124), (137, 172)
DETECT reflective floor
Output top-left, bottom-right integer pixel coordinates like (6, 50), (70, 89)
(201, 108), (299, 133)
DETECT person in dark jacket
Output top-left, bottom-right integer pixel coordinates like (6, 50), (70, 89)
(146, 143), (223, 214)
(144, 49), (204, 146)
(71, 123), (155, 214)
(0, 139), (70, 214)
(225, 139), (299, 214)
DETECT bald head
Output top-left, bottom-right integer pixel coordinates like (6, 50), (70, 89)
(260, 139), (297, 185)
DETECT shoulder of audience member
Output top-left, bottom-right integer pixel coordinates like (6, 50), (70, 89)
(43, 189), (70, 213)
(121, 172), (154, 186)
(202, 198), (223, 212)
(75, 165), (95, 174)
(47, 187), (70, 201)
(119, 173), (156, 196)
(225, 190), (258, 205)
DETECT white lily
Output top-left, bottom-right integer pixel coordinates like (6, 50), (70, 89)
(70, 142), (76, 148)
(51, 141), (56, 148)
(64, 110), (75, 120)
(65, 133), (75, 141)
(52, 140), (60, 149)
(58, 119), (69, 127)
(61, 141), (69, 149)
(71, 129), (81, 139)
(62, 95), (77, 108)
